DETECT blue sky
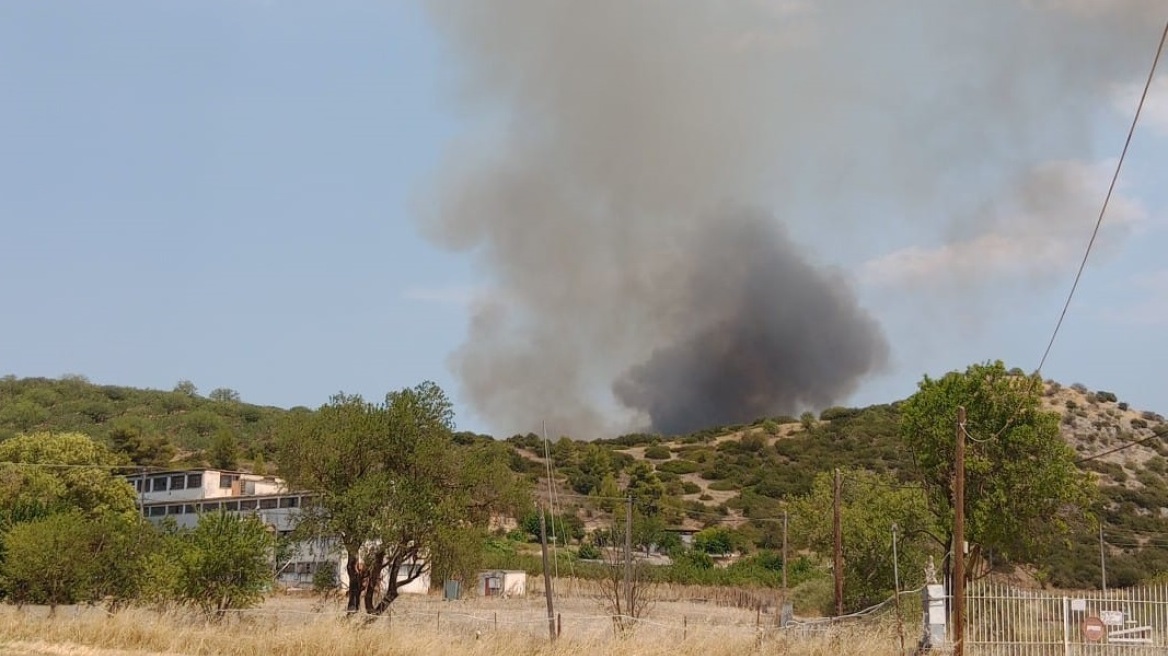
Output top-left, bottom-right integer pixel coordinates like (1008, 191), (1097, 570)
(2, 2), (1166, 435)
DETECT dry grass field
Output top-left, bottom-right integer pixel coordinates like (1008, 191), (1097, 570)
(0, 590), (908, 656)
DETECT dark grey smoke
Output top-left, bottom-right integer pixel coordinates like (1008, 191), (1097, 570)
(612, 212), (886, 434)
(418, 1), (1161, 437)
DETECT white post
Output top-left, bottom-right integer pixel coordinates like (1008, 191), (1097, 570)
(1062, 596), (1071, 656)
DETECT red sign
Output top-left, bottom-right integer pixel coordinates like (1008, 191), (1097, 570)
(1083, 616), (1105, 643)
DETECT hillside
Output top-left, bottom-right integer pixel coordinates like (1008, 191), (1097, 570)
(0, 375), (291, 469)
(510, 381), (1168, 589)
(3, 373), (1167, 589)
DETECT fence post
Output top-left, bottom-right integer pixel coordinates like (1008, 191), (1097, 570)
(684, 615), (687, 641)
(1062, 596), (1070, 656)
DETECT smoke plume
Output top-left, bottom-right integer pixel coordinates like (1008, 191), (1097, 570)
(419, 1), (1161, 436)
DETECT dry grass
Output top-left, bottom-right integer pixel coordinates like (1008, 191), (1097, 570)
(0, 594), (904, 656)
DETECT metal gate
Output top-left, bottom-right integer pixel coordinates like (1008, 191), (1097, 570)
(966, 581), (1168, 655)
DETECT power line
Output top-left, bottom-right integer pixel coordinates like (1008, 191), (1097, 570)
(1074, 431), (1164, 464)
(1036, 17), (1168, 373)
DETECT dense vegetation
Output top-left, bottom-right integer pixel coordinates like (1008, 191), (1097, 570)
(3, 368), (1168, 615)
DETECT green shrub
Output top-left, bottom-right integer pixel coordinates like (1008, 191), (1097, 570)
(644, 445), (671, 460)
(658, 460), (699, 475)
(681, 481), (702, 494)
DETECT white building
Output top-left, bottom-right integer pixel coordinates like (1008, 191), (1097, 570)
(126, 469), (429, 593)
(476, 570), (527, 598)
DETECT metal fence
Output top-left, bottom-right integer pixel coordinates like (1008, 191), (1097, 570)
(966, 581), (1168, 655)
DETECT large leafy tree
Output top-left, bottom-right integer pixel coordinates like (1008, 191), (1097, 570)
(899, 361), (1093, 578)
(0, 431), (138, 526)
(791, 469), (933, 612)
(276, 382), (528, 615)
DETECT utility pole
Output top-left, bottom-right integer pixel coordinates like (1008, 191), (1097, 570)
(954, 406), (967, 656)
(624, 494), (633, 620)
(781, 510), (789, 592)
(1099, 523), (1108, 594)
(539, 507), (556, 641)
(892, 523), (905, 656)
(833, 468), (843, 617)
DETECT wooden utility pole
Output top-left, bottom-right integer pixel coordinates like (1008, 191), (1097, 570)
(1099, 523), (1108, 594)
(892, 523), (905, 656)
(833, 468), (844, 617)
(539, 507), (557, 641)
(953, 406), (967, 656)
(781, 510), (789, 592)
(624, 494), (633, 619)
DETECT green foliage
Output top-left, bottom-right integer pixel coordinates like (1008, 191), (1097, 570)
(208, 388), (241, 403)
(791, 469), (933, 612)
(656, 459), (698, 475)
(1, 512), (94, 609)
(209, 428), (240, 470)
(693, 526), (750, 555)
(0, 431), (138, 524)
(0, 510), (158, 611)
(0, 375), (282, 462)
(169, 512), (272, 616)
(643, 444), (671, 460)
(275, 383), (530, 614)
(107, 417), (175, 467)
(900, 361), (1094, 569)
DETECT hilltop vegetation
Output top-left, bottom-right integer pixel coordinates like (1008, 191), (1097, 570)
(0, 374), (289, 469)
(4, 368), (1168, 606)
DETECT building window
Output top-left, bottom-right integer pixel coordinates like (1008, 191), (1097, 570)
(259, 498), (277, 510)
(133, 480), (142, 492)
(152, 477), (168, 492)
(279, 496), (299, 509)
(219, 474), (237, 489)
(184, 504), (197, 514)
(239, 500), (257, 511)
(224, 501), (239, 511)
(167, 505), (183, 515)
(171, 475), (186, 490)
(148, 506), (166, 517)
(202, 502), (220, 513)
(187, 473), (203, 488)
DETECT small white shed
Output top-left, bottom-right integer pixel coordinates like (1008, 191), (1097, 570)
(477, 570), (527, 598)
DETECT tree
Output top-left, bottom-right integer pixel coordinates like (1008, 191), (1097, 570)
(208, 428), (239, 470)
(791, 469), (933, 612)
(0, 512), (96, 612)
(0, 432), (138, 526)
(170, 511), (272, 617)
(173, 380), (199, 396)
(108, 417), (175, 467)
(276, 383), (528, 615)
(208, 387), (241, 403)
(899, 361), (1094, 579)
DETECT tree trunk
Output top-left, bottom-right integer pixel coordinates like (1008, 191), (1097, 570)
(372, 586), (399, 615)
(345, 554), (363, 614)
(362, 551), (386, 614)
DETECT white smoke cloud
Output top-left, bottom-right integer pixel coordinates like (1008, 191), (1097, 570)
(864, 159), (1147, 289)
